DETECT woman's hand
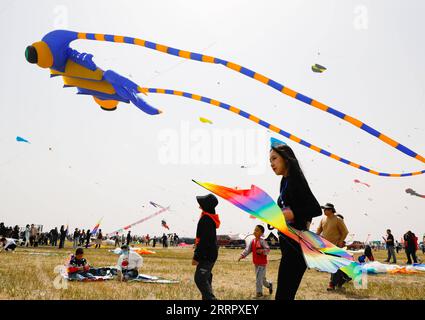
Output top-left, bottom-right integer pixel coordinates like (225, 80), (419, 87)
(282, 207), (294, 223)
(192, 259), (199, 266)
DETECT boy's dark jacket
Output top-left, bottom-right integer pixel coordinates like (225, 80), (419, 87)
(193, 212), (220, 262)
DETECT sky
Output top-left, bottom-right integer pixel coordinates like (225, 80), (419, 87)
(0, 0), (424, 241)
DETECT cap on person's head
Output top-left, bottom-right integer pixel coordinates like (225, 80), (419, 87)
(196, 193), (219, 214)
(321, 203), (336, 213)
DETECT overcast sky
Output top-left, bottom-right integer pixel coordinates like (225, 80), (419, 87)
(0, 0), (424, 241)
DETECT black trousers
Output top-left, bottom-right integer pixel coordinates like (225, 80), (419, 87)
(405, 248), (418, 264)
(194, 260), (216, 300)
(276, 235), (307, 300)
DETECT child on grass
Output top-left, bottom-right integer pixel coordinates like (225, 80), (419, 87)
(67, 247), (95, 280)
(238, 225), (273, 298)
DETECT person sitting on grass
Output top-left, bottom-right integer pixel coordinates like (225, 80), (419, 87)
(117, 244), (143, 281)
(357, 244), (375, 263)
(0, 237), (17, 252)
(67, 247), (95, 280)
(238, 225), (273, 298)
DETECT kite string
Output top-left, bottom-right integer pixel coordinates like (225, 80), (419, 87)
(76, 32), (425, 165)
(141, 87), (425, 177)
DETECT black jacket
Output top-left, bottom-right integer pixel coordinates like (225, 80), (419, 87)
(278, 174), (321, 230)
(193, 213), (220, 263)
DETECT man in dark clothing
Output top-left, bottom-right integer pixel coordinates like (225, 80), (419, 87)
(162, 233), (168, 248)
(85, 229), (91, 248)
(126, 231), (131, 246)
(384, 229), (396, 263)
(51, 228), (59, 246)
(192, 193), (220, 300)
(404, 231), (418, 264)
(58, 226), (67, 249)
(0, 223), (6, 236)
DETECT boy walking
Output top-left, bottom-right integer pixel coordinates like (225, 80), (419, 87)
(238, 225), (272, 298)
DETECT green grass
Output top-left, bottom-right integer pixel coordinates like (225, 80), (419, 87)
(0, 243), (424, 300)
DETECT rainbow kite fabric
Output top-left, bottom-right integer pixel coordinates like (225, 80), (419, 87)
(90, 217), (103, 235)
(193, 180), (361, 280)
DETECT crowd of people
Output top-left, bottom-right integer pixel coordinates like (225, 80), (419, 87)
(0, 222), (182, 251)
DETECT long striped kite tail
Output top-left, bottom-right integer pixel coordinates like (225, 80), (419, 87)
(140, 87), (425, 177)
(76, 32), (425, 166)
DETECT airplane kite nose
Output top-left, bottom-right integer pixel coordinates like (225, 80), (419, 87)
(25, 45), (38, 64)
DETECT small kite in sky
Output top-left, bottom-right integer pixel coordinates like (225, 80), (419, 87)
(199, 117), (213, 124)
(270, 137), (287, 148)
(311, 63), (327, 73)
(150, 201), (165, 209)
(16, 136), (30, 143)
(354, 179), (371, 187)
(405, 188), (425, 199)
(161, 220), (170, 230)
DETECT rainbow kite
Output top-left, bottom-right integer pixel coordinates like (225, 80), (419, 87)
(25, 30), (425, 177)
(193, 180), (361, 280)
(90, 217), (103, 235)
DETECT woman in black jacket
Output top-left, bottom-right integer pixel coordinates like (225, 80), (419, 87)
(270, 143), (322, 300)
(192, 193), (220, 300)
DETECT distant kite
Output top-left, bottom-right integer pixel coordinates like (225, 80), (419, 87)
(311, 63), (327, 73)
(405, 188), (425, 199)
(199, 117), (213, 124)
(16, 136), (30, 144)
(270, 137), (287, 148)
(161, 220), (170, 230)
(106, 206), (170, 236)
(150, 201), (164, 209)
(354, 179), (370, 187)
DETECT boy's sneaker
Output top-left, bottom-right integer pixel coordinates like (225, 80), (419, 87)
(268, 282), (273, 295)
(327, 282), (335, 291)
(256, 293), (263, 298)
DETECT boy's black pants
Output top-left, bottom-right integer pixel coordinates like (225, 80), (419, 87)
(194, 260), (216, 300)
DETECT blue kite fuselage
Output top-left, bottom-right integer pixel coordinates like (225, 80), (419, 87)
(37, 30), (159, 114)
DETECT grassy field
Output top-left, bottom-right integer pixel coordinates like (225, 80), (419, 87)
(0, 243), (424, 300)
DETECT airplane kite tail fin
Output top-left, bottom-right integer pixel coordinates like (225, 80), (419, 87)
(103, 70), (162, 115)
(129, 90), (162, 115)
